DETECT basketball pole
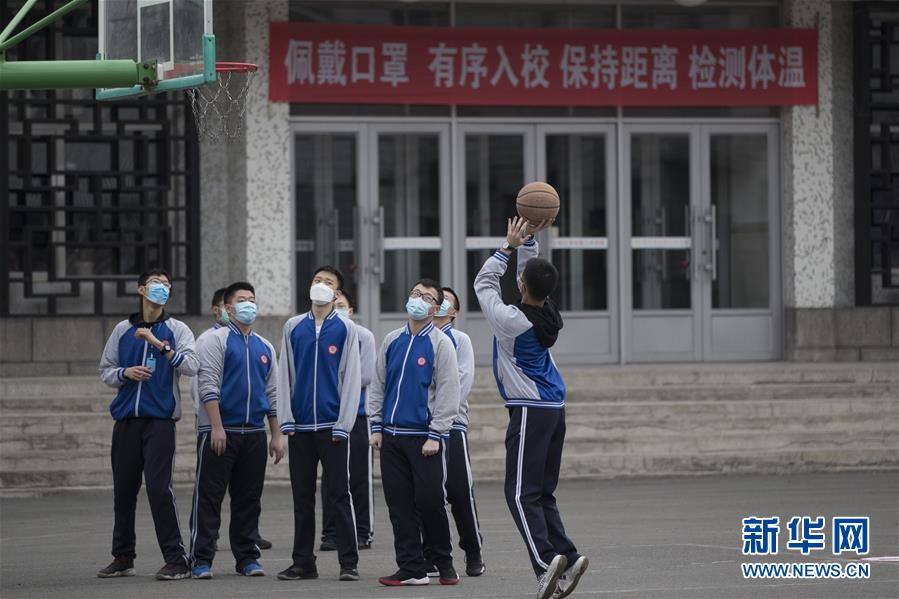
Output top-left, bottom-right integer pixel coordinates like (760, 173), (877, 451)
(0, 0), (157, 91)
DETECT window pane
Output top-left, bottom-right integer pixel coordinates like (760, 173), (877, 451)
(551, 249), (607, 311)
(633, 249), (691, 310)
(381, 250), (441, 312)
(711, 135), (769, 309)
(466, 134), (524, 237)
(379, 134), (441, 237)
(631, 134), (690, 237)
(546, 134), (607, 236)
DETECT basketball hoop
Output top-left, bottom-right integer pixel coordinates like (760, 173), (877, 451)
(187, 62), (257, 142)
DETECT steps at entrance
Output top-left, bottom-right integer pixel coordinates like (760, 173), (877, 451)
(1, 363), (897, 492)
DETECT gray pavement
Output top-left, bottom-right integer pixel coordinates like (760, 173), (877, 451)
(1, 472), (897, 599)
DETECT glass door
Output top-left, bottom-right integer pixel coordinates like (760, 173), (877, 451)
(537, 125), (617, 363)
(623, 126), (701, 362)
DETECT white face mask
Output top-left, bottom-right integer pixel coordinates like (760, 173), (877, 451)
(336, 308), (351, 319)
(309, 283), (335, 306)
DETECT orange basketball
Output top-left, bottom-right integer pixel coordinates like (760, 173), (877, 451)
(516, 181), (560, 225)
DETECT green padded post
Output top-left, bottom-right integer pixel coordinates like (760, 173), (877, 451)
(0, 59), (154, 90)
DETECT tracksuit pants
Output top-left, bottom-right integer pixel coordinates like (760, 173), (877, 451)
(505, 406), (580, 577)
(321, 415), (373, 544)
(445, 428), (484, 555)
(189, 431), (267, 570)
(381, 433), (453, 577)
(110, 418), (187, 565)
(288, 431), (358, 570)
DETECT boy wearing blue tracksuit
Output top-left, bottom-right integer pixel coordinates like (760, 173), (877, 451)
(321, 290), (376, 550)
(369, 279), (461, 587)
(431, 287), (484, 577)
(192, 281), (283, 579)
(277, 266), (362, 582)
(97, 268), (197, 581)
(474, 217), (589, 599)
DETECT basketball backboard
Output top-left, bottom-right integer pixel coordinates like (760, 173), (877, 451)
(96, 0), (215, 100)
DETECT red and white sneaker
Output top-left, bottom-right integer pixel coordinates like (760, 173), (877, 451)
(378, 570), (430, 586)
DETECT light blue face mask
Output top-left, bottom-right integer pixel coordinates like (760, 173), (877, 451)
(146, 282), (170, 306)
(336, 308), (351, 319)
(435, 299), (451, 318)
(405, 296), (431, 321)
(218, 305), (230, 325)
(234, 301), (257, 325)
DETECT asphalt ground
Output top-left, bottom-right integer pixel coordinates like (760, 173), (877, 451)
(1, 472), (897, 599)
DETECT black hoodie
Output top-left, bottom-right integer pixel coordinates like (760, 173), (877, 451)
(516, 297), (564, 348)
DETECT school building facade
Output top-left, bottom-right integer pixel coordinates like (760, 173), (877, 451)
(3, 0), (899, 369)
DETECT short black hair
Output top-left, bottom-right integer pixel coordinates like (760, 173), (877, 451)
(337, 288), (356, 311)
(521, 258), (558, 301)
(411, 278), (444, 307)
(312, 265), (345, 290)
(224, 281), (255, 305)
(137, 267), (171, 288)
(441, 286), (461, 312)
(211, 287), (227, 307)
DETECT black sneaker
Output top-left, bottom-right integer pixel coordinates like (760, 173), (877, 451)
(438, 564), (460, 586)
(257, 537), (273, 550)
(465, 552), (486, 577)
(97, 556), (135, 578)
(277, 564), (319, 580)
(358, 538), (372, 550)
(155, 562), (190, 580)
(339, 567), (360, 581)
(378, 570), (429, 586)
(319, 538), (337, 551)
(425, 562), (439, 578)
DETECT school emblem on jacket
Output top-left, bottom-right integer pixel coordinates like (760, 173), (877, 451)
(417, 356), (427, 366)
(328, 344), (338, 355)
(260, 354), (269, 365)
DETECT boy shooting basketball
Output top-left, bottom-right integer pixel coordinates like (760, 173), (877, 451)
(474, 217), (589, 599)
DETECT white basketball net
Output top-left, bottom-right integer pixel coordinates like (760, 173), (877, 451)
(186, 68), (255, 142)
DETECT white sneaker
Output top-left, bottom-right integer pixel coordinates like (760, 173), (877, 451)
(553, 555), (589, 598)
(536, 555), (567, 599)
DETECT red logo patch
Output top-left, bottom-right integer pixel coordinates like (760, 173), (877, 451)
(328, 345), (338, 355)
(260, 355), (269, 365)
(417, 357), (427, 367)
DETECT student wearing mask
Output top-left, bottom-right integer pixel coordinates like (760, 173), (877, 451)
(320, 289), (376, 551)
(277, 266), (362, 582)
(190, 287), (273, 551)
(191, 281), (284, 579)
(369, 280), (461, 587)
(97, 268), (198, 581)
(430, 287), (485, 577)
(474, 217), (589, 599)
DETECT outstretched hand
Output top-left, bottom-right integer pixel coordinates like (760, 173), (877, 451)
(507, 216), (551, 249)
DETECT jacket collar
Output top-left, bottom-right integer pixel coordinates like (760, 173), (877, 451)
(405, 321), (435, 337)
(128, 310), (171, 327)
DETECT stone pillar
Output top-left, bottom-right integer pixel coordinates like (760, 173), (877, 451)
(243, 0), (293, 316)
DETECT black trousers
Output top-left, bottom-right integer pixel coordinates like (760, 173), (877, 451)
(504, 407), (580, 576)
(446, 429), (484, 555)
(111, 418), (187, 565)
(381, 434), (453, 577)
(288, 431), (358, 569)
(189, 431), (267, 569)
(321, 415), (373, 544)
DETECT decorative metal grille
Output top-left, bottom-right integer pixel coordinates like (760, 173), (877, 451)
(1, 0), (201, 316)
(855, 2), (899, 305)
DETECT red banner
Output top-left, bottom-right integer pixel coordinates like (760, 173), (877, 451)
(270, 23), (817, 107)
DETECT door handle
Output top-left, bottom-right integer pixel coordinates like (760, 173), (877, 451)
(702, 206), (717, 281)
(372, 206), (385, 285)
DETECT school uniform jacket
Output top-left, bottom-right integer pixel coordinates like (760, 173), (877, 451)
(473, 239), (566, 410)
(440, 324), (475, 432)
(357, 324), (376, 417)
(196, 322), (278, 434)
(99, 311), (199, 421)
(368, 321), (461, 441)
(190, 323), (221, 426)
(277, 310), (362, 439)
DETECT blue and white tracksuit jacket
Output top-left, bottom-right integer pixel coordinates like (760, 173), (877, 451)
(277, 310), (362, 440)
(190, 323), (221, 428)
(473, 239), (566, 409)
(196, 322), (278, 434)
(357, 324), (376, 418)
(440, 324), (475, 432)
(99, 312), (199, 421)
(368, 321), (460, 441)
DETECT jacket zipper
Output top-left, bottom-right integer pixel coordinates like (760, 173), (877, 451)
(388, 334), (416, 426)
(244, 332), (251, 425)
(134, 339), (149, 417)
(313, 323), (319, 428)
